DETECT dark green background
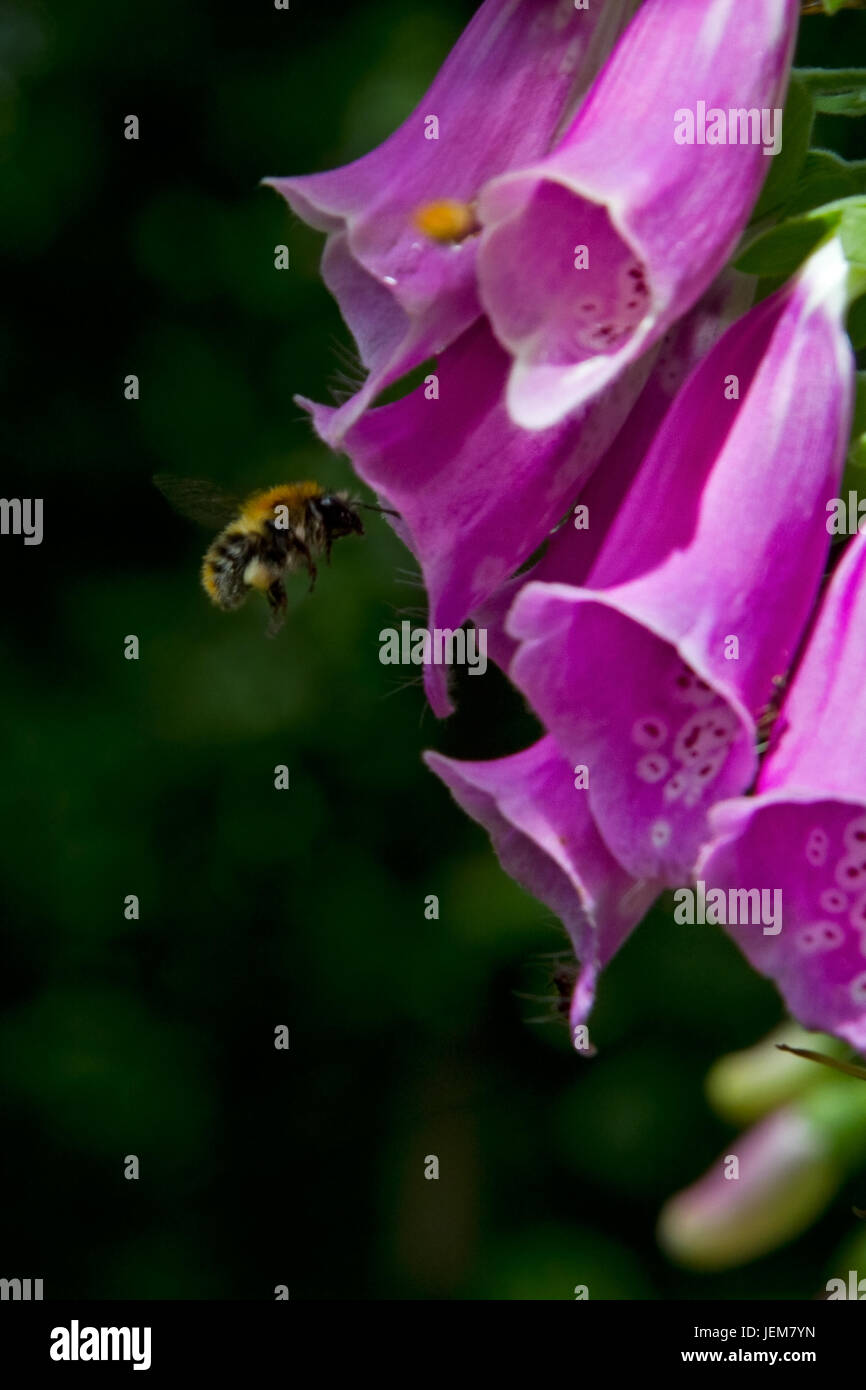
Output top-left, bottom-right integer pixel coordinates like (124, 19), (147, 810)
(1, 0), (864, 1300)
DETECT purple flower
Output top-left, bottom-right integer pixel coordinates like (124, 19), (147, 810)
(659, 1039), (866, 1269)
(475, 271), (756, 673)
(265, 0), (637, 443)
(304, 318), (652, 717)
(507, 238), (854, 886)
(657, 1105), (840, 1271)
(699, 527), (866, 1050)
(476, 0), (799, 428)
(425, 737), (660, 1042)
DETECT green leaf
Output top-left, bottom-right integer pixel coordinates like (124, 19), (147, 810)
(751, 76), (814, 221)
(752, 274), (788, 305)
(786, 151), (866, 217)
(840, 201), (866, 269)
(796, 68), (866, 117)
(815, 91), (866, 115)
(735, 207), (843, 277)
(841, 374), (866, 489)
(738, 196), (866, 290)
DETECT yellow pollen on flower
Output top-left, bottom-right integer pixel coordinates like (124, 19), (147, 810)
(413, 199), (479, 244)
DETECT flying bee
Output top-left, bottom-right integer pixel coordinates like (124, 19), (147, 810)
(154, 474), (395, 635)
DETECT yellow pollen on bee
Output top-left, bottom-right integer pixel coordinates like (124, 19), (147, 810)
(413, 199), (479, 244)
(244, 558), (273, 590)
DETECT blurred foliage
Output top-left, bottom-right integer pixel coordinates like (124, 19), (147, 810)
(0, 0), (865, 1300)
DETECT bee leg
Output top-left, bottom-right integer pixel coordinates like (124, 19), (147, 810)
(295, 540), (318, 593)
(265, 579), (287, 637)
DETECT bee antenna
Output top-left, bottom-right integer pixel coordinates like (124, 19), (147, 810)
(352, 500), (401, 518)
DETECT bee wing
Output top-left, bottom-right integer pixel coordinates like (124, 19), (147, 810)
(153, 474), (245, 529)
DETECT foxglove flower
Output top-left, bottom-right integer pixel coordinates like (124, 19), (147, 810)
(306, 318), (653, 716)
(659, 1029), (866, 1269)
(477, 0), (799, 428)
(507, 238), (854, 886)
(266, 0), (637, 442)
(475, 271), (755, 672)
(700, 526), (866, 1051)
(425, 737), (660, 1041)
(420, 280), (748, 1027)
(658, 1103), (844, 1270)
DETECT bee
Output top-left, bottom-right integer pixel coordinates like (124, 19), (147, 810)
(154, 474), (394, 635)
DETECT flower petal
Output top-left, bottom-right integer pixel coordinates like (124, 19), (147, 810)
(305, 315), (653, 717)
(266, 0), (638, 442)
(425, 736), (660, 1038)
(700, 531), (866, 1050)
(508, 239), (853, 884)
(477, 0), (799, 428)
(474, 271), (756, 673)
